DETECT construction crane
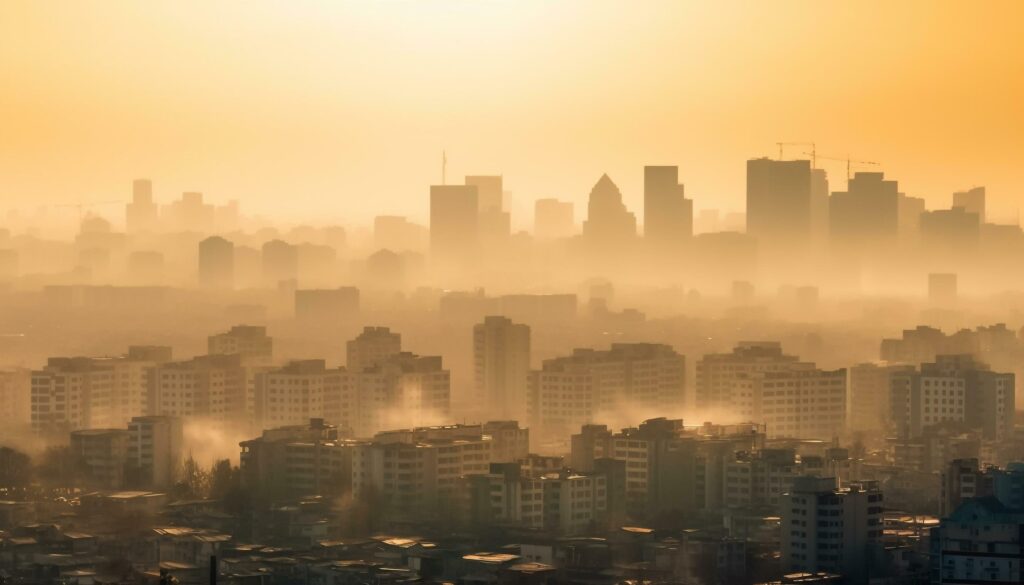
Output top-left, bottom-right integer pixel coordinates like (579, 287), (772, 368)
(804, 153), (878, 181)
(776, 142), (816, 166)
(55, 200), (122, 223)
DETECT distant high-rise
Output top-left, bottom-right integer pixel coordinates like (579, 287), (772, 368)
(430, 184), (479, 274)
(746, 158), (813, 246)
(208, 325), (273, 364)
(473, 316), (531, 421)
(466, 176), (511, 251)
(198, 236), (235, 289)
(829, 172), (901, 245)
(643, 166), (692, 251)
(890, 354), (1014, 440)
(126, 179), (159, 233)
(953, 186), (986, 223)
(261, 239), (298, 284)
(534, 198), (574, 239)
(582, 174), (636, 257)
(346, 326), (402, 373)
(782, 477), (884, 585)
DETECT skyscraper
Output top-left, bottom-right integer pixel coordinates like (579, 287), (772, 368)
(473, 316), (531, 421)
(643, 166), (692, 252)
(534, 198), (574, 239)
(953, 186), (986, 223)
(198, 236), (235, 289)
(126, 179), (159, 233)
(829, 172), (901, 246)
(746, 158), (813, 247)
(582, 174), (636, 259)
(430, 184), (479, 275)
(466, 175), (511, 251)
(261, 239), (298, 284)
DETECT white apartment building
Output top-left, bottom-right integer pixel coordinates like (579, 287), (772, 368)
(696, 341), (813, 416)
(890, 355), (1013, 440)
(32, 358), (115, 433)
(151, 354), (248, 429)
(254, 360), (356, 431)
(127, 415), (183, 490)
(529, 343), (685, 437)
(782, 477), (884, 585)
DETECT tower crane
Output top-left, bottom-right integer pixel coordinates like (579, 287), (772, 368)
(776, 142), (817, 166)
(55, 200), (122, 223)
(803, 153), (878, 181)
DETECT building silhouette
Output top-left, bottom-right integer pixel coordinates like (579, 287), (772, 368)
(429, 184), (479, 276)
(473, 316), (531, 422)
(829, 172), (901, 247)
(126, 179), (159, 233)
(534, 198), (574, 239)
(198, 236), (235, 289)
(261, 239), (298, 284)
(953, 186), (985, 223)
(643, 166), (692, 252)
(746, 158), (814, 247)
(582, 174), (636, 261)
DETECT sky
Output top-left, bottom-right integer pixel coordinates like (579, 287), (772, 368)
(1, 0), (1023, 228)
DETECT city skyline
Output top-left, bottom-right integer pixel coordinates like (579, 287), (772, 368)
(2, 1), (1023, 224)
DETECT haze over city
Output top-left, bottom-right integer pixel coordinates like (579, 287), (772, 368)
(1, 2), (1023, 585)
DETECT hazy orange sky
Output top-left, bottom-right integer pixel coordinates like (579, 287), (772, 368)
(2, 1), (1023, 228)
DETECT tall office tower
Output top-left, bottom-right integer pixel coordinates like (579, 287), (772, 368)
(261, 239), (298, 284)
(197, 236), (235, 289)
(920, 206), (981, 261)
(346, 326), (402, 373)
(890, 354), (1014, 440)
(829, 172), (901, 248)
(429, 184), (480, 276)
(254, 360), (355, 431)
(582, 174), (637, 258)
(781, 477), (884, 585)
(127, 415), (183, 489)
(695, 341), (811, 414)
(373, 215), (428, 252)
(31, 358), (115, 434)
(208, 325), (273, 365)
(466, 175), (511, 248)
(928, 272), (958, 305)
(953, 186), (986, 223)
(126, 179), (159, 233)
(897, 193), (926, 242)
(848, 362), (915, 433)
(534, 198), (574, 239)
(473, 316), (531, 421)
(0, 369), (30, 430)
(528, 343), (685, 437)
(810, 167), (830, 243)
(163, 191), (215, 232)
(643, 166), (693, 252)
(745, 158), (813, 247)
(151, 354), (248, 428)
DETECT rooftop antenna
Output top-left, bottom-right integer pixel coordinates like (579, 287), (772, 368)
(442, 150), (447, 185)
